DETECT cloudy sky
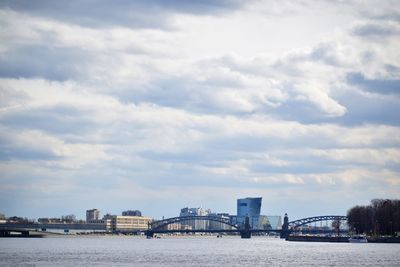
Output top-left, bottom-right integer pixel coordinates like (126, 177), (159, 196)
(0, 0), (399, 221)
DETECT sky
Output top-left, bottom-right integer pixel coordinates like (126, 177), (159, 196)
(0, 0), (399, 221)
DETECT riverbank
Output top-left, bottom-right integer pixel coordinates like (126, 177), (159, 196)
(0, 231), (46, 238)
(286, 235), (348, 242)
(367, 236), (400, 243)
(286, 235), (400, 243)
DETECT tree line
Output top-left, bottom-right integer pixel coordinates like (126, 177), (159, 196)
(347, 199), (400, 236)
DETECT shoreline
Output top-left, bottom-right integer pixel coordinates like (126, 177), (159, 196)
(286, 235), (400, 243)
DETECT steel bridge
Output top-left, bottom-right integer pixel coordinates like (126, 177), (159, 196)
(150, 215), (239, 231)
(289, 215), (348, 229)
(0, 215), (348, 239)
(146, 214), (348, 238)
(147, 215), (249, 238)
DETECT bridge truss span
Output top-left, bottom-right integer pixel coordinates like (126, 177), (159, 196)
(289, 215), (347, 229)
(150, 215), (239, 231)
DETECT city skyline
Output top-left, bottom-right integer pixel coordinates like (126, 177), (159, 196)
(3, 197), (279, 221)
(0, 1), (399, 220)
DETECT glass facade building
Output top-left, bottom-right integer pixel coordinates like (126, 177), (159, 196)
(236, 197), (262, 228)
(266, 215), (282, 230)
(237, 197), (262, 218)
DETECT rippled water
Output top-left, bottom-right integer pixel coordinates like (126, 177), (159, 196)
(1, 236), (399, 266)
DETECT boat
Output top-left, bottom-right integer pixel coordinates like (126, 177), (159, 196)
(348, 235), (368, 243)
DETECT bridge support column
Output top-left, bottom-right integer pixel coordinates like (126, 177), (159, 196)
(146, 230), (154, 238)
(240, 230), (251, 239)
(240, 216), (252, 239)
(280, 213), (290, 239)
(0, 230), (11, 237)
(21, 231), (29, 237)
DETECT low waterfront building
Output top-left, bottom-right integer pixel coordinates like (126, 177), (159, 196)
(38, 218), (64, 224)
(103, 215), (152, 232)
(87, 219), (105, 224)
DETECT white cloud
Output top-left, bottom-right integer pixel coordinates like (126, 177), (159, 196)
(0, 0), (399, 219)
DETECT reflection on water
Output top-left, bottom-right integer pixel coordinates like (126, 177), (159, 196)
(1, 236), (399, 266)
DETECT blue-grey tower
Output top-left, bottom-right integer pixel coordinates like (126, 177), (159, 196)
(236, 197), (262, 228)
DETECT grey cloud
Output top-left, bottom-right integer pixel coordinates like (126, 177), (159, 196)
(0, 106), (96, 136)
(0, 45), (91, 81)
(114, 76), (280, 116)
(0, 132), (60, 161)
(250, 161), (337, 175)
(92, 154), (244, 189)
(309, 43), (344, 66)
(0, 143), (59, 161)
(352, 23), (400, 39)
(137, 150), (236, 166)
(358, 9), (400, 22)
(332, 86), (400, 126)
(347, 72), (400, 95)
(205, 133), (337, 153)
(271, 86), (400, 126)
(270, 98), (332, 123)
(0, 0), (244, 28)
(273, 42), (347, 68)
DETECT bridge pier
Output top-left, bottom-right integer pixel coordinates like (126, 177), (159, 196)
(280, 213), (290, 239)
(0, 230), (10, 237)
(145, 230), (154, 238)
(21, 231), (29, 237)
(240, 230), (251, 238)
(240, 216), (252, 239)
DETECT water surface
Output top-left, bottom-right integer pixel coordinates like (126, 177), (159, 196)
(1, 236), (399, 266)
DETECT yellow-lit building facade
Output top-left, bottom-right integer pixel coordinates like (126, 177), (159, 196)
(104, 216), (152, 232)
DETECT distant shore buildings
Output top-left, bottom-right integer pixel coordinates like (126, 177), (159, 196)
(85, 209), (151, 232)
(1, 197), (281, 233)
(176, 197), (282, 231)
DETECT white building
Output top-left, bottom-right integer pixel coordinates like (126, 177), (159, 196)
(86, 209), (100, 223)
(208, 213), (232, 230)
(179, 207), (210, 230)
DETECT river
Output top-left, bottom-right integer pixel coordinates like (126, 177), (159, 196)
(1, 236), (399, 266)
